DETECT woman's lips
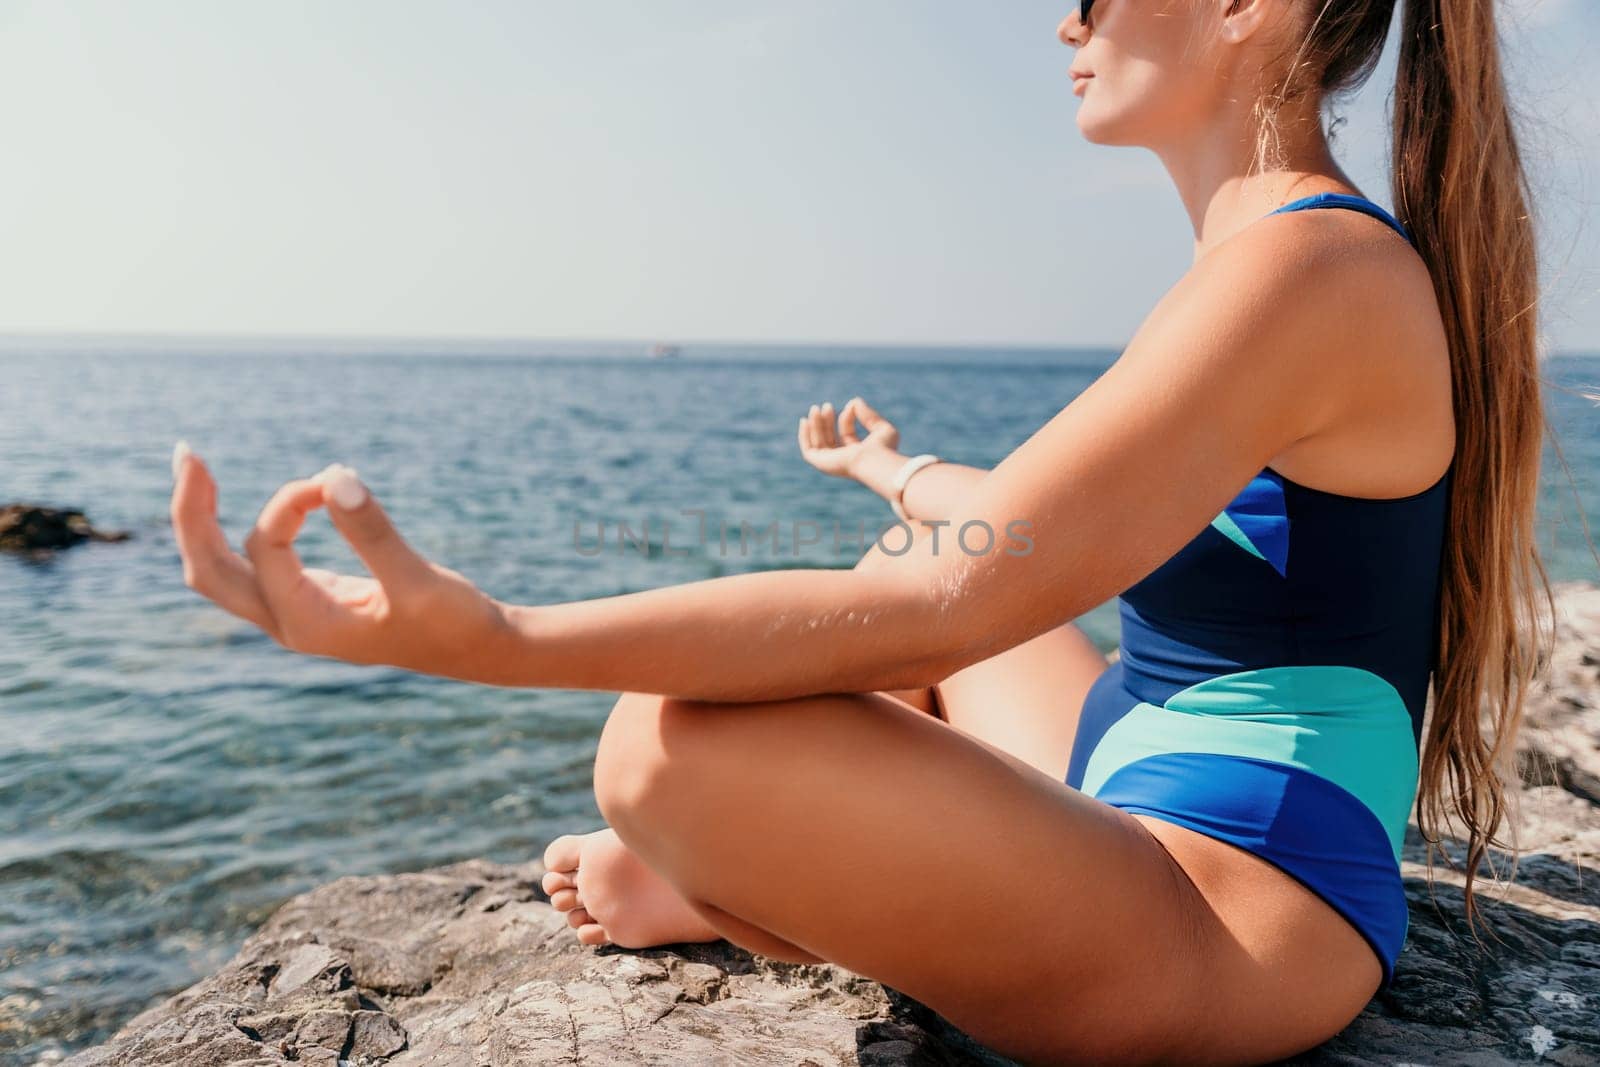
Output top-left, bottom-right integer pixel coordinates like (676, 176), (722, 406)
(1071, 73), (1093, 95)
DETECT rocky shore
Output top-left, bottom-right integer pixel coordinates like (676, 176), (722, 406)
(63, 584), (1600, 1066)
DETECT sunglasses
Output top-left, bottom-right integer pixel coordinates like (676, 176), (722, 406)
(1080, 0), (1097, 25)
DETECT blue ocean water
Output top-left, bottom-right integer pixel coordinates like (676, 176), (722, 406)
(1, 338), (1597, 1064)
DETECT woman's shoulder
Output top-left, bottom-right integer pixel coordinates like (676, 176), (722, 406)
(1170, 208), (1453, 499)
(1144, 206), (1439, 376)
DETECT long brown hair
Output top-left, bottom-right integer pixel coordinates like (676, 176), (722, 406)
(1255, 0), (1558, 943)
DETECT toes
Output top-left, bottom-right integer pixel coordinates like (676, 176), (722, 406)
(549, 888), (581, 912)
(576, 923), (611, 946)
(566, 906), (594, 930)
(542, 869), (575, 896)
(543, 833), (585, 873)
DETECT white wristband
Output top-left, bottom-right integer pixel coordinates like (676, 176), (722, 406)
(889, 453), (942, 521)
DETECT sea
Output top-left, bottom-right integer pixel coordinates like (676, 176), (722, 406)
(2, 337), (1598, 1064)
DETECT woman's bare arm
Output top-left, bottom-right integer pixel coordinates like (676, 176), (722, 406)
(180, 217), (1378, 702)
(484, 565), (954, 699)
(471, 223), (1376, 702)
(849, 447), (989, 523)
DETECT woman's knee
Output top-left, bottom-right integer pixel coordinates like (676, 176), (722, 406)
(593, 691), (727, 835)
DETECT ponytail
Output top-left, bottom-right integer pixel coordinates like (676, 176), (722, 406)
(1391, 0), (1555, 942)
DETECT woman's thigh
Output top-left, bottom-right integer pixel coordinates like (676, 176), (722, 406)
(595, 690), (1378, 1065)
(880, 621), (1109, 780)
(933, 618), (1110, 781)
(855, 518), (1112, 778)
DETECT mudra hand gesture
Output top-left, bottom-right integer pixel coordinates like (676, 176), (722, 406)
(796, 396), (900, 479)
(169, 442), (509, 682)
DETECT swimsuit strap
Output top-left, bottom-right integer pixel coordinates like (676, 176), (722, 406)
(1269, 191), (1416, 248)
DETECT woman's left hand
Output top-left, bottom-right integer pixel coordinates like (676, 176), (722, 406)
(169, 443), (510, 682)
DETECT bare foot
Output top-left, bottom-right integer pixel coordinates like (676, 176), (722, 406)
(541, 828), (724, 949)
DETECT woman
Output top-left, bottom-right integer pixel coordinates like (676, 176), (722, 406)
(171, 0), (1554, 1062)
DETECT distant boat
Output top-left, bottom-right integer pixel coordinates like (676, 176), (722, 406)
(649, 342), (681, 359)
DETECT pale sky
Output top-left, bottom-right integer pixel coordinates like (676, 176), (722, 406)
(0, 0), (1595, 351)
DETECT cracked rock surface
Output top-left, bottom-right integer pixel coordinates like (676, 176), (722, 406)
(62, 860), (996, 1066)
(65, 584), (1600, 1066)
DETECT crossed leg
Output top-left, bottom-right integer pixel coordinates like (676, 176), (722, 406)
(538, 538), (1379, 1060)
(543, 514), (1112, 953)
(542, 672), (1376, 1061)
(582, 688), (1377, 1064)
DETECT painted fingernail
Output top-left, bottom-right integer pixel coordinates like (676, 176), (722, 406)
(171, 440), (192, 481)
(324, 467), (368, 510)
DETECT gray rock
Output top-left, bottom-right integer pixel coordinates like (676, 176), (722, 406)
(1518, 582), (1600, 806)
(61, 860), (989, 1067)
(0, 503), (130, 552)
(64, 584), (1600, 1066)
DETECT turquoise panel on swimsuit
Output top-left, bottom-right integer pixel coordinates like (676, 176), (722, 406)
(1208, 469), (1289, 577)
(1077, 665), (1419, 862)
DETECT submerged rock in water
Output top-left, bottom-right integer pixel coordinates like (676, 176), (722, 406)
(60, 585), (1600, 1066)
(0, 503), (131, 552)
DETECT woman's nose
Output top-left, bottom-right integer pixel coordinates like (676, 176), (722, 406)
(1058, 11), (1087, 47)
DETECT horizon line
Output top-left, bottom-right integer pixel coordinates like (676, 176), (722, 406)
(0, 327), (1129, 353)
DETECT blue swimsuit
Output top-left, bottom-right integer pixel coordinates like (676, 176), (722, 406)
(1066, 192), (1451, 989)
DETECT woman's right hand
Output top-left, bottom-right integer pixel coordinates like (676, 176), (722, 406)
(797, 396), (901, 480)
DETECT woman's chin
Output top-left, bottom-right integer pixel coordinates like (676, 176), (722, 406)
(1075, 110), (1115, 145)
(1075, 106), (1139, 147)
